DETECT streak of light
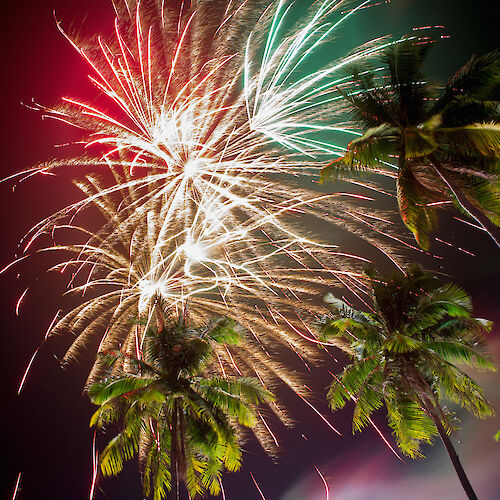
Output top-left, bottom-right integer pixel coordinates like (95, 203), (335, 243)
(18, 347), (41, 396)
(250, 472), (266, 500)
(15, 287), (29, 316)
(12, 472), (22, 500)
(218, 477), (226, 500)
(257, 411), (280, 448)
(367, 416), (404, 462)
(435, 237), (476, 257)
(0, 255), (30, 275)
(18, 311), (62, 395)
(314, 466), (329, 500)
(298, 395), (342, 436)
(89, 430), (98, 500)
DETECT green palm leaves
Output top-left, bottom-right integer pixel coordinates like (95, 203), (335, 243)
(320, 264), (495, 499)
(321, 41), (500, 249)
(88, 315), (273, 499)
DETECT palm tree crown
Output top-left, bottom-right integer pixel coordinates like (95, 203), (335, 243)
(320, 264), (495, 499)
(321, 40), (500, 249)
(88, 314), (273, 499)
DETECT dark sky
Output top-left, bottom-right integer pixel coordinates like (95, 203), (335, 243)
(1, 1), (499, 499)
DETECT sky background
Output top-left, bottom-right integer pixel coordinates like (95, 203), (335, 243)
(1, 1), (499, 499)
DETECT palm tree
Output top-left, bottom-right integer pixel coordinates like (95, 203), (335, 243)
(320, 264), (495, 500)
(321, 40), (500, 250)
(88, 314), (274, 499)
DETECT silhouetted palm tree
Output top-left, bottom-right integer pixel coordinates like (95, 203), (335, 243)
(320, 264), (495, 500)
(322, 41), (500, 249)
(89, 314), (273, 499)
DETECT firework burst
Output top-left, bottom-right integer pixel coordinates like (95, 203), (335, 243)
(6, 0), (409, 452)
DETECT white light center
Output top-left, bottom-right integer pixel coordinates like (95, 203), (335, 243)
(183, 241), (208, 263)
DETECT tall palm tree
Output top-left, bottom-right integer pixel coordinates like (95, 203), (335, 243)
(321, 40), (500, 250)
(88, 314), (274, 499)
(320, 264), (495, 500)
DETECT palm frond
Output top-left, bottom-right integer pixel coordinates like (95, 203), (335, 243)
(434, 362), (496, 418)
(385, 393), (437, 458)
(88, 375), (157, 405)
(328, 357), (381, 412)
(397, 164), (439, 250)
(382, 39), (434, 125)
(100, 418), (142, 476)
(403, 127), (438, 159)
(422, 282), (473, 315)
(425, 340), (496, 371)
(451, 172), (500, 226)
(351, 372), (384, 432)
(320, 157), (371, 183)
(434, 50), (500, 113)
(342, 63), (400, 127)
(384, 333), (421, 353)
(437, 122), (500, 158)
(440, 98), (500, 127)
(343, 125), (400, 166)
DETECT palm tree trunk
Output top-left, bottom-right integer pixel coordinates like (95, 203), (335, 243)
(428, 154), (500, 248)
(424, 402), (478, 500)
(178, 409), (187, 480)
(170, 400), (179, 500)
(404, 365), (478, 500)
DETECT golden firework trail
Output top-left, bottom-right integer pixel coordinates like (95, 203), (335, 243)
(5, 0), (409, 453)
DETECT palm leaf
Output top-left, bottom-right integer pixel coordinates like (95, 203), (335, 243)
(397, 163), (438, 250)
(384, 333), (421, 353)
(385, 393), (437, 458)
(433, 361), (496, 418)
(437, 122), (500, 158)
(342, 63), (399, 127)
(351, 371), (384, 432)
(100, 417), (143, 476)
(440, 98), (500, 127)
(434, 50), (500, 113)
(425, 340), (496, 371)
(204, 317), (241, 345)
(421, 282), (473, 315)
(403, 127), (438, 158)
(328, 357), (381, 412)
(88, 375), (156, 405)
(342, 125), (400, 166)
(382, 39), (434, 125)
(450, 172), (500, 225)
(320, 156), (371, 183)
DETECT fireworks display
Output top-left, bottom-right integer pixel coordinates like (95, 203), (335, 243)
(8, 0), (406, 393)
(4, 0), (500, 499)
(5, 0), (410, 483)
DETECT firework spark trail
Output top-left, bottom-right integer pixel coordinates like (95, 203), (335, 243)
(315, 466), (330, 500)
(11, 473), (22, 500)
(15, 287), (29, 316)
(89, 431), (99, 500)
(250, 472), (267, 500)
(298, 394), (342, 436)
(245, 0), (398, 155)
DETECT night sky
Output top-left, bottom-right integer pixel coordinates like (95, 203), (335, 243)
(1, 1), (499, 499)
